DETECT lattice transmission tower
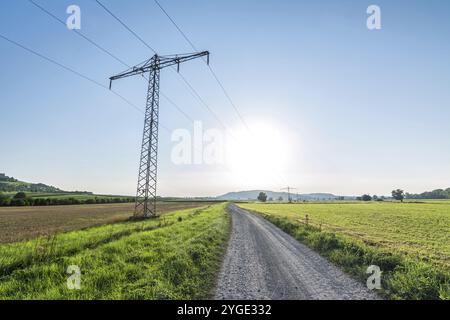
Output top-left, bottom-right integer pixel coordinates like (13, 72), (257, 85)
(281, 186), (297, 203)
(110, 51), (209, 218)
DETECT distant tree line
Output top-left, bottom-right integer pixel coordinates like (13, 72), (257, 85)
(356, 194), (386, 202)
(0, 182), (64, 193)
(0, 173), (18, 182)
(357, 189), (405, 202)
(356, 188), (450, 202)
(0, 192), (134, 207)
(405, 188), (450, 200)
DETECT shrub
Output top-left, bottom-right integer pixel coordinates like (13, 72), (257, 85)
(0, 193), (11, 206)
(13, 192), (27, 199)
(387, 262), (449, 300)
(10, 198), (26, 206)
(307, 232), (340, 252)
(329, 249), (361, 270)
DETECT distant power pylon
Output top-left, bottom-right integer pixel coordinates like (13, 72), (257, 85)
(281, 186), (297, 203)
(110, 51), (210, 218)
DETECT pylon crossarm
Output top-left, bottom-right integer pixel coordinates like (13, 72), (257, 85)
(109, 51), (209, 85)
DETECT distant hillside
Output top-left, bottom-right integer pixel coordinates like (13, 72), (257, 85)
(0, 173), (63, 193)
(216, 190), (345, 201)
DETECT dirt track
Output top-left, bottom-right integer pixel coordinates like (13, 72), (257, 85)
(215, 204), (380, 300)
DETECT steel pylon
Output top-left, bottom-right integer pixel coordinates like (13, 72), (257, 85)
(109, 51), (209, 218)
(135, 55), (160, 217)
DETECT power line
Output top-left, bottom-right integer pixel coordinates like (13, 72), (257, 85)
(93, 0), (284, 187)
(176, 71), (228, 130)
(0, 31), (249, 194)
(281, 186), (297, 203)
(160, 91), (193, 122)
(153, 0), (249, 130)
(0, 33), (180, 139)
(28, 0), (130, 68)
(26, 0), (231, 148)
(3, 33), (245, 191)
(207, 65), (249, 129)
(154, 0), (197, 51)
(81, 3), (251, 196)
(153, 0), (288, 187)
(29, 0), (193, 125)
(0, 32), (175, 133)
(94, 0), (229, 129)
(94, 0), (157, 54)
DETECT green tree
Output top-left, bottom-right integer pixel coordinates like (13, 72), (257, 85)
(361, 194), (372, 201)
(392, 189), (405, 202)
(257, 192), (267, 202)
(13, 192), (27, 199)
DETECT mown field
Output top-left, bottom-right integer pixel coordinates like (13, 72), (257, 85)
(0, 203), (230, 299)
(0, 202), (216, 243)
(238, 202), (450, 300)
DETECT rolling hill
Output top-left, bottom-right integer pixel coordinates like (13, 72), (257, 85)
(216, 190), (345, 201)
(0, 173), (64, 193)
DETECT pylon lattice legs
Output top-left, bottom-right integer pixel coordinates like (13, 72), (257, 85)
(109, 52), (209, 219)
(134, 57), (160, 218)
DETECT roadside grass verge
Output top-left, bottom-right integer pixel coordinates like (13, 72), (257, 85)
(0, 202), (213, 243)
(239, 204), (449, 300)
(0, 204), (230, 299)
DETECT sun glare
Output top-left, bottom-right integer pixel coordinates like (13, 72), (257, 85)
(226, 122), (289, 187)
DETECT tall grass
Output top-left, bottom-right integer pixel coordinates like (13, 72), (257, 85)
(240, 203), (449, 300)
(0, 204), (230, 299)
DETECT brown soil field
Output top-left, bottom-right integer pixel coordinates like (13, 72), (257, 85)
(0, 202), (215, 243)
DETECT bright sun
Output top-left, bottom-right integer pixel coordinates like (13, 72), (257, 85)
(225, 122), (289, 187)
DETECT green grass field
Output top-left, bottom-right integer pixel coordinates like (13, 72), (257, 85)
(0, 203), (230, 299)
(238, 201), (450, 300)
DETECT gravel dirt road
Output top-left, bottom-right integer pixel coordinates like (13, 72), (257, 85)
(215, 204), (380, 300)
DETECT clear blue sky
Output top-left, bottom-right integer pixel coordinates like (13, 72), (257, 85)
(1, 0), (449, 197)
